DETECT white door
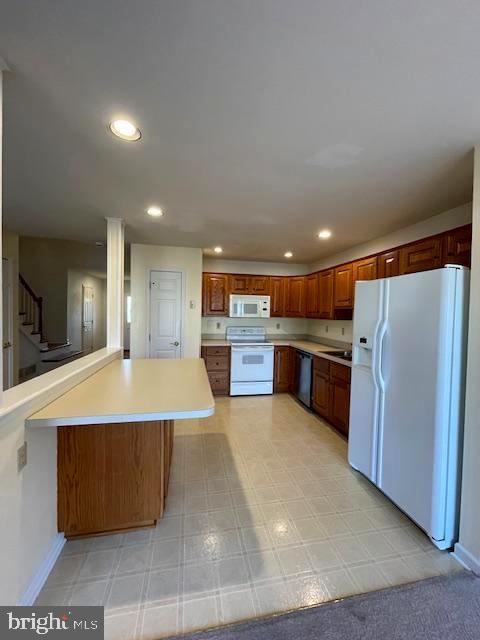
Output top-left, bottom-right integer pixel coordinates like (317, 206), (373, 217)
(2, 258), (14, 390)
(348, 279), (385, 482)
(377, 268), (457, 541)
(149, 271), (182, 359)
(82, 285), (94, 353)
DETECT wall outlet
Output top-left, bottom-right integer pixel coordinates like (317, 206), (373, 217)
(325, 325), (329, 333)
(276, 323), (280, 330)
(216, 322), (221, 330)
(17, 442), (27, 472)
(341, 327), (345, 336)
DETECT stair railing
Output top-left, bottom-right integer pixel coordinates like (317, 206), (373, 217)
(19, 274), (44, 341)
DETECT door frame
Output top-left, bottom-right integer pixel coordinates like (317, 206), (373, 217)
(146, 267), (185, 359)
(2, 257), (14, 389)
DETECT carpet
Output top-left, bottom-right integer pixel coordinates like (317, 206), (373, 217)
(174, 572), (480, 640)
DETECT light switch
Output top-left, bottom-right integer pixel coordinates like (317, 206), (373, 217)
(17, 442), (27, 472)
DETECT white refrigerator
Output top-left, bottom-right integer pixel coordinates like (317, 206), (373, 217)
(348, 266), (469, 550)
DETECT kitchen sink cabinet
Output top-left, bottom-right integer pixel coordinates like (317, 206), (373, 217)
(399, 237), (442, 275)
(270, 276), (286, 317)
(311, 356), (351, 437)
(443, 224), (472, 267)
(274, 346), (293, 392)
(334, 264), (353, 308)
(201, 346), (231, 395)
(378, 250), (400, 278)
(202, 273), (229, 316)
(312, 357), (330, 418)
(285, 276), (306, 317)
(305, 273), (320, 318)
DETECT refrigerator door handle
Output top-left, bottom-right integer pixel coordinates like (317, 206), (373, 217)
(376, 320), (388, 393)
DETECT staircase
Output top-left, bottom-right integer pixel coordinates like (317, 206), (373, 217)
(19, 275), (82, 381)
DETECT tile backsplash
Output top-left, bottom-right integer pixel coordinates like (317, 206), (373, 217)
(201, 316), (352, 344)
(201, 316), (308, 336)
(307, 319), (353, 344)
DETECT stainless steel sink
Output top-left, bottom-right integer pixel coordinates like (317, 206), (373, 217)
(322, 350), (352, 362)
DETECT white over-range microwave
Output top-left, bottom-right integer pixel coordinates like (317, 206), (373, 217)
(229, 294), (271, 318)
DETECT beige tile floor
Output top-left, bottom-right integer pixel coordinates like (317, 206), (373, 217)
(36, 394), (461, 639)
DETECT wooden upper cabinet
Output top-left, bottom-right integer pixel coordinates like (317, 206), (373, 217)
(334, 264), (353, 308)
(285, 276), (306, 317)
(318, 269), (334, 319)
(202, 273), (229, 316)
(305, 273), (320, 318)
(443, 225), (472, 267)
(270, 277), (286, 317)
(353, 256), (377, 283)
(378, 250), (400, 279)
(399, 237), (442, 275)
(229, 274), (250, 294)
(250, 275), (270, 295)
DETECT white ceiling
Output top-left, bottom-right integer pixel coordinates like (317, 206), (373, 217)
(0, 0), (476, 263)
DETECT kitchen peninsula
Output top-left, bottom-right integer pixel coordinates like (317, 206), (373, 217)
(27, 358), (214, 538)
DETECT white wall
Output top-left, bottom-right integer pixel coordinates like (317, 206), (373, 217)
(309, 203), (472, 272)
(307, 319), (353, 343)
(67, 270), (107, 352)
(203, 258), (309, 276)
(130, 244), (202, 359)
(455, 152), (480, 572)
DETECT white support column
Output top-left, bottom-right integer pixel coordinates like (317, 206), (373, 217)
(454, 147), (480, 574)
(106, 217), (125, 349)
(0, 60), (8, 401)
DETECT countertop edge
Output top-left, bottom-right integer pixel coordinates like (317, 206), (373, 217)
(26, 405), (216, 428)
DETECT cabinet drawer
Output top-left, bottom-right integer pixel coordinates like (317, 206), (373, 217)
(313, 356), (330, 374)
(205, 355), (230, 371)
(202, 346), (230, 357)
(330, 362), (351, 383)
(208, 370), (229, 391)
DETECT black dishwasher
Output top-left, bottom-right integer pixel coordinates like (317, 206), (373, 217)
(295, 350), (313, 408)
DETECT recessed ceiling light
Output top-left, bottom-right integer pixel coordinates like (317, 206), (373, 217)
(318, 229), (332, 239)
(109, 119), (141, 141)
(214, 246), (223, 254)
(284, 251), (293, 258)
(146, 206), (163, 217)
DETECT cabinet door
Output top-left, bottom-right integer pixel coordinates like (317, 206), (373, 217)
(250, 275), (270, 295)
(229, 274), (250, 294)
(318, 269), (334, 319)
(378, 250), (400, 278)
(334, 264), (353, 308)
(274, 346), (292, 392)
(330, 376), (351, 437)
(270, 277), (285, 317)
(442, 225), (472, 267)
(353, 256), (377, 283)
(399, 237), (442, 274)
(285, 277), (306, 317)
(312, 369), (330, 418)
(202, 273), (229, 316)
(305, 273), (320, 318)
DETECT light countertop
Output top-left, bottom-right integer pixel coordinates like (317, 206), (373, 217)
(202, 338), (352, 367)
(27, 358), (215, 427)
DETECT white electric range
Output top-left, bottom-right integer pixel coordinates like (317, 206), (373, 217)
(226, 327), (274, 396)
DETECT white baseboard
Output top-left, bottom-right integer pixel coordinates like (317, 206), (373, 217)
(453, 542), (480, 575)
(18, 533), (66, 605)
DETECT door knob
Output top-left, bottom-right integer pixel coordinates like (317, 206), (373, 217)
(171, 341), (180, 346)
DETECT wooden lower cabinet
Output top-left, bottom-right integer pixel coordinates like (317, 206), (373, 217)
(58, 420), (174, 538)
(311, 356), (351, 437)
(312, 358), (330, 419)
(274, 346), (293, 392)
(201, 346), (230, 395)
